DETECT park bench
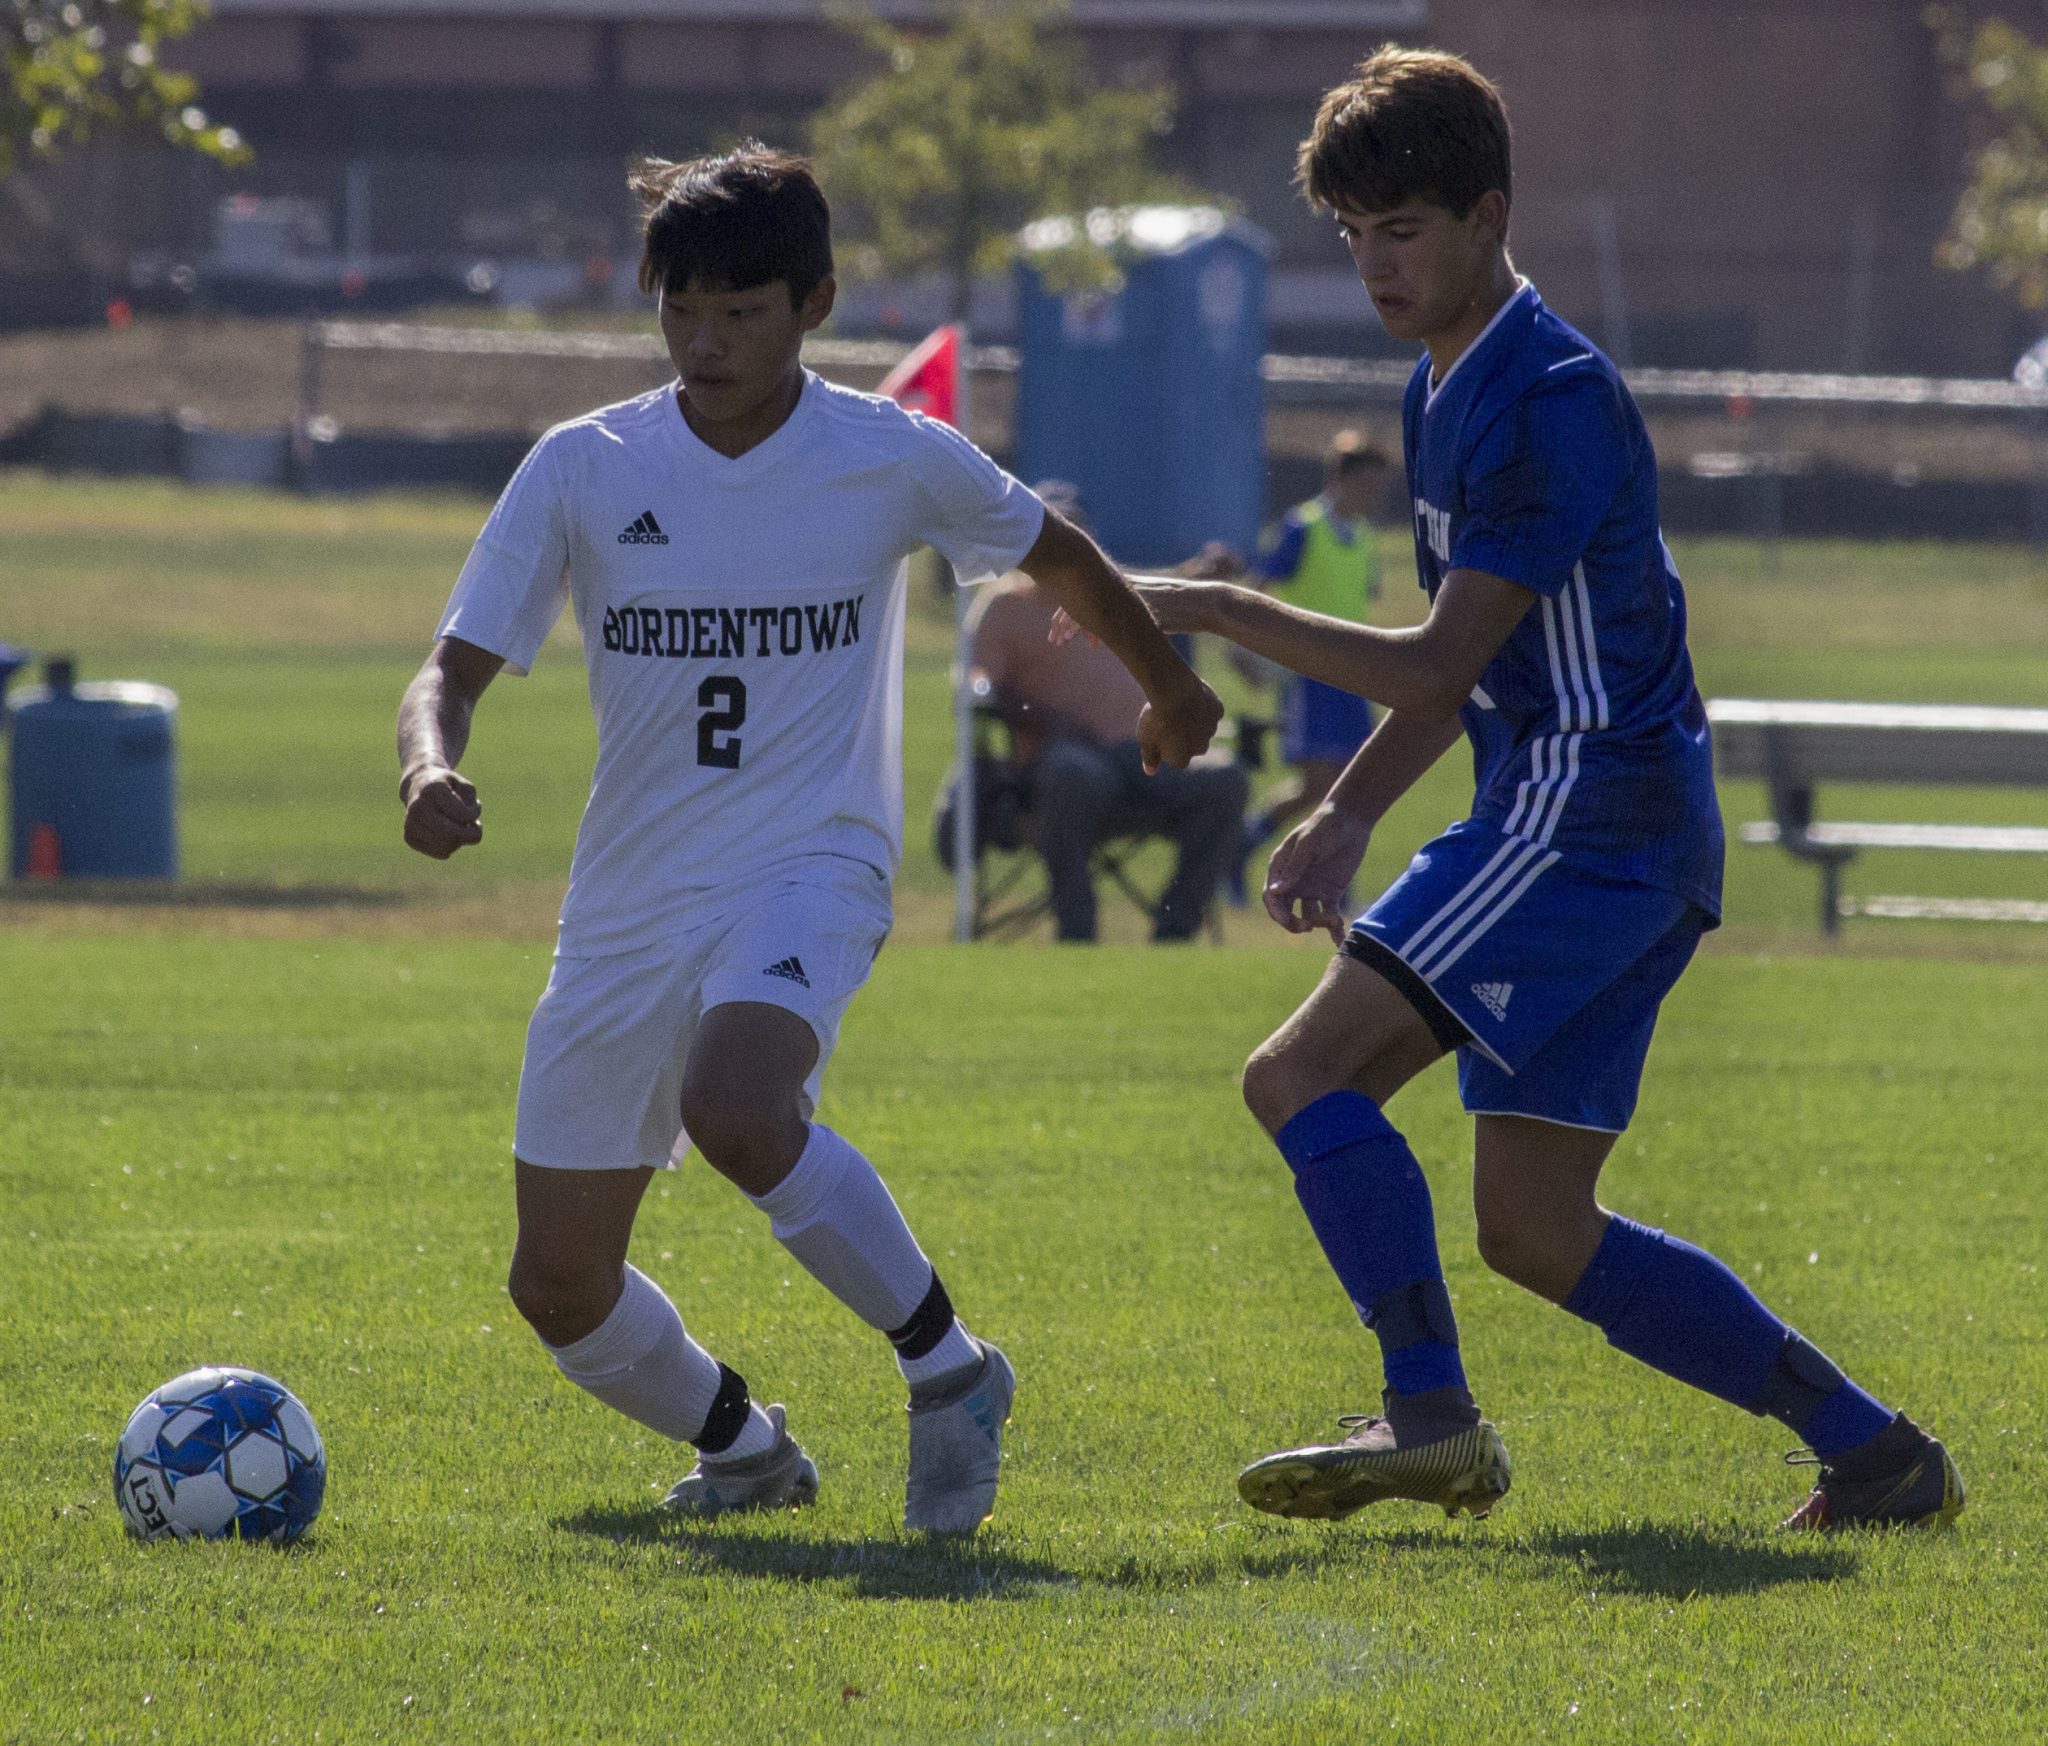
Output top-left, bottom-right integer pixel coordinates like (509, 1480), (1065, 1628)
(1706, 698), (2048, 935)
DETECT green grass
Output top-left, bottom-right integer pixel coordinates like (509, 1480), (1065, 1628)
(3, 937), (2043, 1742)
(3, 476), (2048, 1740)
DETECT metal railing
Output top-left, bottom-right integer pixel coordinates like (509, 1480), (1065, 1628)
(305, 318), (2048, 413)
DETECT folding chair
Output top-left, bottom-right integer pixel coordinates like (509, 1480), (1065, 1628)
(933, 706), (1269, 941)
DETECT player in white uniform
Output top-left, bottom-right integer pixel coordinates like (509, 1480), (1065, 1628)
(396, 145), (1221, 1532)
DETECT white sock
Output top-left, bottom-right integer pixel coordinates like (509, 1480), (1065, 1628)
(547, 1264), (776, 1460)
(898, 1320), (981, 1390)
(751, 1124), (981, 1387)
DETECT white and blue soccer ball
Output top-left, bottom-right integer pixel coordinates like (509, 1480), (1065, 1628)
(114, 1367), (326, 1545)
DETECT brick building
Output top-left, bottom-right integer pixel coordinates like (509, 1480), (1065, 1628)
(2, 0), (2030, 375)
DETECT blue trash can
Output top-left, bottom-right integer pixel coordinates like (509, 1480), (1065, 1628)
(8, 658), (179, 879)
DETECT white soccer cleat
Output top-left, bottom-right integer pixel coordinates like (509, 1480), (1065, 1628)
(663, 1403), (819, 1517)
(904, 1341), (1016, 1534)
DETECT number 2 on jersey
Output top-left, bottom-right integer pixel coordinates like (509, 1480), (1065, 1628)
(696, 676), (746, 768)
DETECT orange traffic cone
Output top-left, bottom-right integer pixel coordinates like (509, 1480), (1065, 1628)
(24, 823), (61, 879)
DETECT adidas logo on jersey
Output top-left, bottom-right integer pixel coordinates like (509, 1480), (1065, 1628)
(1471, 980), (1514, 1021)
(618, 511), (669, 545)
(763, 956), (811, 988)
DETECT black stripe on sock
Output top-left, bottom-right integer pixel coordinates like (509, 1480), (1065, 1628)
(1366, 1278), (1460, 1350)
(886, 1270), (956, 1361)
(1341, 931), (1470, 1055)
(693, 1362), (752, 1454)
(1754, 1330), (1846, 1433)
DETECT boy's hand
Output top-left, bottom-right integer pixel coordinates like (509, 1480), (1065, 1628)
(402, 764), (483, 859)
(1138, 673), (1225, 773)
(1263, 802), (1373, 941)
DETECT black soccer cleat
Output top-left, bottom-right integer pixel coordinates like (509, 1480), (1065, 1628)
(1781, 1412), (1964, 1532)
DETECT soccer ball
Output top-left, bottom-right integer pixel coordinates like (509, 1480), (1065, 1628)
(113, 1367), (327, 1545)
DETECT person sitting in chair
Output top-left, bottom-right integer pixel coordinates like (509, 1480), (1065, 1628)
(966, 484), (1249, 943)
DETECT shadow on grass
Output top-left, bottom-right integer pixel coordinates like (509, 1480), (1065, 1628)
(561, 1508), (1855, 1604)
(1517, 1522), (1859, 1596)
(1218, 1521), (1858, 1598)
(557, 1504), (1081, 1602)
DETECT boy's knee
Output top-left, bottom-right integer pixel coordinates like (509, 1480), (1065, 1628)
(1473, 1210), (1538, 1287)
(1472, 1198), (1602, 1302)
(507, 1243), (615, 1343)
(1241, 1043), (1327, 1137)
(678, 1073), (804, 1191)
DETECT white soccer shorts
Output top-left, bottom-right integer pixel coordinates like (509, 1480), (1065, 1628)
(513, 855), (892, 1170)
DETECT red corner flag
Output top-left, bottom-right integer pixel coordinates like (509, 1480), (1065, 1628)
(877, 324), (961, 428)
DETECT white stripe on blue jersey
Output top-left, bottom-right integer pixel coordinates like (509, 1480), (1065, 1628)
(1400, 281), (1723, 915)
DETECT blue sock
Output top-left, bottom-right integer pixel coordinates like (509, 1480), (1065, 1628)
(1564, 1215), (1894, 1458)
(1273, 1091), (1466, 1396)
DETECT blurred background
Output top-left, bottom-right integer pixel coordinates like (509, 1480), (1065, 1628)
(5, 0), (2048, 944)
(9, 0), (2048, 530)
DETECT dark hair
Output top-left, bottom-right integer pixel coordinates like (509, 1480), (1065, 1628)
(1296, 47), (1511, 227)
(1327, 428), (1392, 477)
(632, 142), (833, 305)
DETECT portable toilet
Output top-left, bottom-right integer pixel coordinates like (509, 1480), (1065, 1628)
(1014, 206), (1272, 567)
(0, 644), (29, 710)
(8, 657), (179, 880)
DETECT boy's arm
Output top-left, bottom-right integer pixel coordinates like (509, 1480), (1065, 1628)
(1128, 566), (1534, 715)
(1014, 508), (1223, 772)
(1327, 705), (1467, 828)
(1262, 708), (1464, 939)
(397, 636), (505, 859)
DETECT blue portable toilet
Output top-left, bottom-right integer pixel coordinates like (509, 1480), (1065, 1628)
(8, 658), (179, 879)
(0, 644), (30, 712)
(1015, 206), (1273, 567)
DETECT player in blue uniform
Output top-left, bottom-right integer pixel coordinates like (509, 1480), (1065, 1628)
(1126, 48), (1961, 1531)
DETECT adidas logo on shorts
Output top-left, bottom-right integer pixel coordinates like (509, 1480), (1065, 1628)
(618, 511), (669, 545)
(1471, 980), (1514, 1021)
(763, 956), (811, 989)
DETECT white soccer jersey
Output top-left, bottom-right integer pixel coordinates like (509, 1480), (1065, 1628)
(437, 371), (1046, 956)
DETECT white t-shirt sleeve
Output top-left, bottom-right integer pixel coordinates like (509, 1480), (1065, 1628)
(903, 413), (1046, 584)
(435, 432), (571, 675)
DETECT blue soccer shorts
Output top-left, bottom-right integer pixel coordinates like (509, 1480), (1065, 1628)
(1344, 818), (1710, 1133)
(1282, 676), (1375, 765)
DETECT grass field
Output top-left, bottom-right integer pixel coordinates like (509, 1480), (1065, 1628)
(4, 474), (2047, 1742)
(7, 473), (2048, 939)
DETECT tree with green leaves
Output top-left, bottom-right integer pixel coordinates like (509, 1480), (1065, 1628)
(1931, 6), (2048, 309)
(810, 0), (1199, 326)
(4, 0), (246, 176)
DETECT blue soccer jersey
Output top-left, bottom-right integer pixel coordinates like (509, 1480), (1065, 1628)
(1402, 282), (1723, 916)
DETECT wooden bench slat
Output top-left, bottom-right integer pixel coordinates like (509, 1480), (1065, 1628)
(1738, 821), (2048, 853)
(1707, 699), (2048, 787)
(1707, 698), (2048, 734)
(1850, 896), (2048, 923)
(1712, 724), (2048, 786)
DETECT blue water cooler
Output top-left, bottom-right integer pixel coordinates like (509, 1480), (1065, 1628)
(8, 657), (180, 880)
(1015, 206), (1273, 566)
